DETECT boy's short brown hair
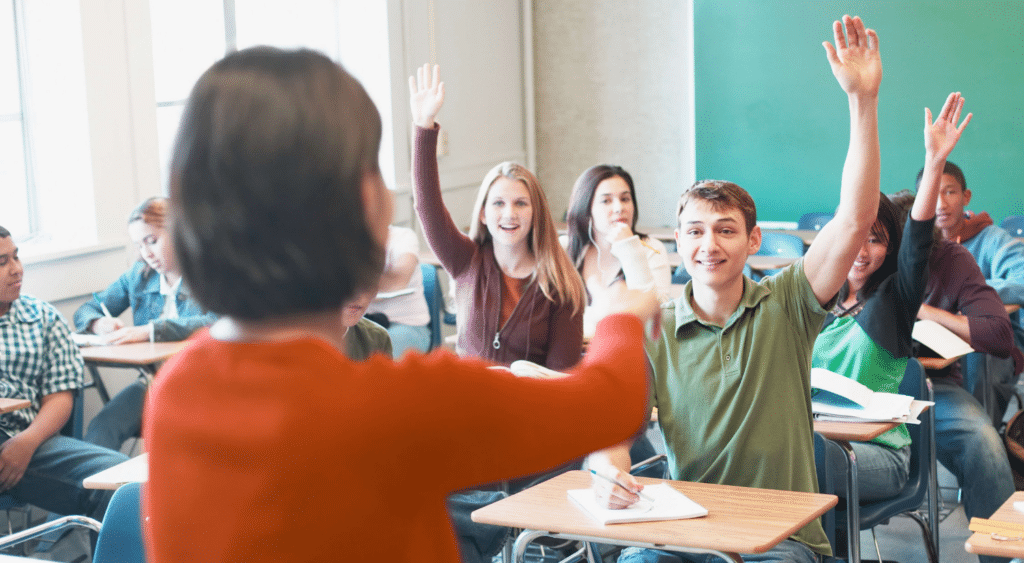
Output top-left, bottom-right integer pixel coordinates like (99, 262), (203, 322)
(676, 180), (758, 233)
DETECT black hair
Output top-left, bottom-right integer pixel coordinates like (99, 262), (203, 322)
(565, 165), (643, 276)
(169, 46), (385, 321)
(839, 192), (903, 303)
(916, 161), (966, 193)
(0, 225), (9, 239)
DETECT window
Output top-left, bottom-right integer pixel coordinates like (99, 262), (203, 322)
(0, 0), (95, 249)
(149, 0), (394, 189)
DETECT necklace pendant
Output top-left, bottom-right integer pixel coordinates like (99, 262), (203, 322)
(492, 331), (501, 350)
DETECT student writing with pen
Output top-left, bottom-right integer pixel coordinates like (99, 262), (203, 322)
(73, 197), (216, 452)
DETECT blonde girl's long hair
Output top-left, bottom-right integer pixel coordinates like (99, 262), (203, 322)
(468, 162), (586, 316)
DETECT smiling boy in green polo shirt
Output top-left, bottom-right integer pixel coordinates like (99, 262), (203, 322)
(586, 15), (884, 562)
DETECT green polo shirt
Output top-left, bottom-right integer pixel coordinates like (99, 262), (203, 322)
(646, 258), (832, 556)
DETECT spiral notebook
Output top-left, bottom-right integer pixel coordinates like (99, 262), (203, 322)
(567, 483), (708, 525)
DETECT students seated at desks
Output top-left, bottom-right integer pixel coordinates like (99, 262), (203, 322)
(812, 92), (969, 505)
(587, 16), (883, 563)
(364, 225), (431, 358)
(889, 190), (1015, 558)
(409, 64), (586, 372)
(0, 226), (129, 521)
(72, 197), (216, 452)
(922, 160), (1024, 424)
(563, 164), (673, 336)
(142, 46), (660, 563)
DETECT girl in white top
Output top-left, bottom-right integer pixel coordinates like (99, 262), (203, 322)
(564, 165), (672, 336)
(365, 225), (432, 358)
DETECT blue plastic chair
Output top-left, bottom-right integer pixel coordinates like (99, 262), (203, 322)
(798, 212), (834, 231)
(1001, 215), (1024, 237)
(0, 481), (145, 563)
(754, 231), (805, 278)
(832, 359), (939, 563)
(420, 263), (443, 350)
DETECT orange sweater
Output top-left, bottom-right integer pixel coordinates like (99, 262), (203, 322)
(143, 315), (649, 562)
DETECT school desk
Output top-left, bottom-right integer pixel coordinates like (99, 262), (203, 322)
(965, 491), (1024, 558)
(83, 453), (148, 490)
(471, 469), (837, 563)
(79, 341), (185, 403)
(814, 419), (901, 563)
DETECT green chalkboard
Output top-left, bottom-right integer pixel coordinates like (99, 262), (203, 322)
(695, 1), (1024, 225)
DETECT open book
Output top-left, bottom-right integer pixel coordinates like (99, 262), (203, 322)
(912, 319), (974, 360)
(567, 483), (707, 525)
(811, 368), (931, 424)
(487, 361), (569, 379)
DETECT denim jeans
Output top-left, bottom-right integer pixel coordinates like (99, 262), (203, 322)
(933, 379), (1014, 563)
(5, 434), (129, 520)
(85, 380), (146, 452)
(618, 538), (818, 563)
(387, 323), (432, 359)
(963, 352), (1017, 426)
(835, 442), (910, 503)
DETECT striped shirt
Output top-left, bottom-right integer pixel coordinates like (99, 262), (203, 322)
(0, 295), (84, 438)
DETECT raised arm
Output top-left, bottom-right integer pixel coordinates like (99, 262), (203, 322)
(914, 92), (972, 222)
(408, 64), (476, 275)
(803, 15), (882, 306)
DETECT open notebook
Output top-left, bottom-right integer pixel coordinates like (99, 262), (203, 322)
(567, 483), (708, 525)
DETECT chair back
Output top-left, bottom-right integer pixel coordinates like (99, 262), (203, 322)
(798, 212), (834, 231)
(420, 263), (443, 349)
(757, 232), (805, 257)
(1001, 215), (1024, 237)
(93, 482), (145, 563)
(855, 358), (937, 536)
(813, 432), (842, 554)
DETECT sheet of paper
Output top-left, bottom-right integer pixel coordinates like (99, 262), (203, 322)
(913, 319), (974, 359)
(567, 483), (708, 525)
(71, 333), (108, 347)
(811, 368), (875, 408)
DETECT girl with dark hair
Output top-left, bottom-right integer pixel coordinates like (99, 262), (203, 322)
(812, 92), (971, 500)
(564, 164), (672, 336)
(143, 47), (659, 563)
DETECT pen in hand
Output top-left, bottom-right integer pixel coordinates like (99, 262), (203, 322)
(588, 468), (655, 503)
(93, 293), (113, 318)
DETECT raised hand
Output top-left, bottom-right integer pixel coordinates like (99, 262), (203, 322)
(823, 15), (882, 98)
(925, 92), (972, 161)
(408, 63), (445, 129)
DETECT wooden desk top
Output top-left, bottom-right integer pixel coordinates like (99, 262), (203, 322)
(966, 491), (1024, 557)
(83, 453), (148, 490)
(472, 470), (836, 555)
(814, 420), (900, 442)
(1007, 303), (1021, 315)
(0, 398), (30, 414)
(80, 341), (185, 367)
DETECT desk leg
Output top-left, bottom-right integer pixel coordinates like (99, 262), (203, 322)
(86, 365), (110, 404)
(835, 440), (860, 563)
(512, 530), (548, 563)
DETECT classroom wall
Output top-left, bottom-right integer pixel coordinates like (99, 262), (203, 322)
(694, 0), (1024, 224)
(532, 0), (695, 229)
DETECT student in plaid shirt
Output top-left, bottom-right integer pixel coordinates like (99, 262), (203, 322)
(0, 225), (128, 520)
